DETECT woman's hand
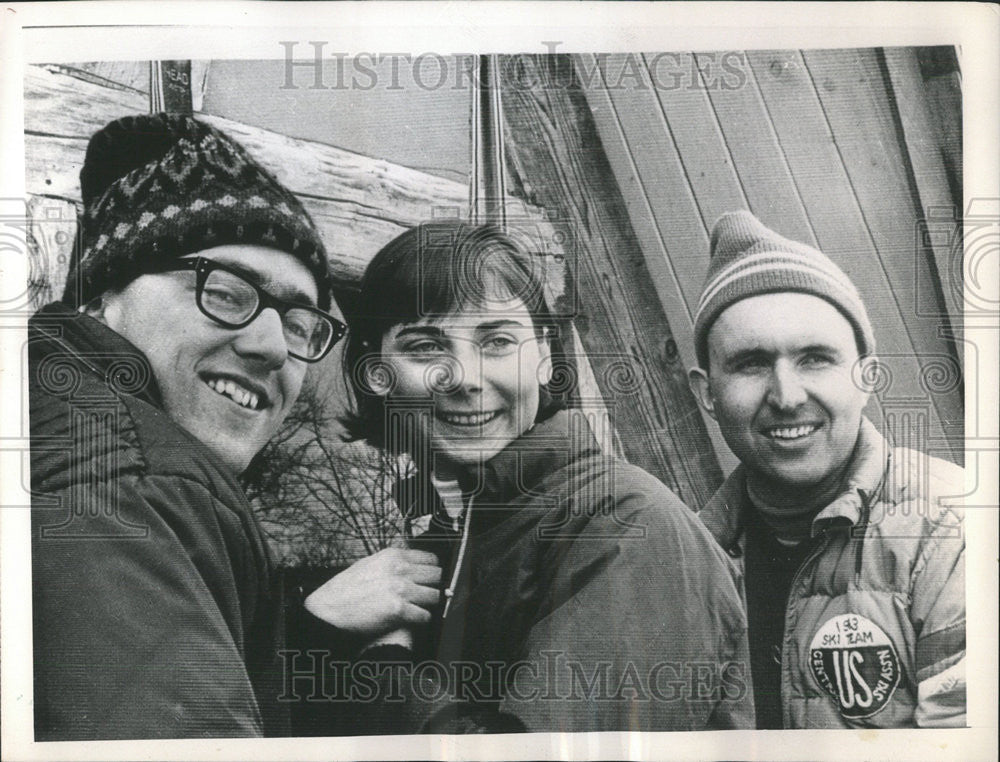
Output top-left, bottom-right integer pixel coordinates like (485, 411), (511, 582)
(304, 548), (442, 638)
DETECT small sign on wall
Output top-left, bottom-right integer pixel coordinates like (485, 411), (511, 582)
(151, 60), (192, 113)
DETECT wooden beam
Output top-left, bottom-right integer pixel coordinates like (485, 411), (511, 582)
(191, 61), (211, 113)
(915, 47), (963, 200)
(44, 62), (149, 94)
(501, 54), (723, 508)
(881, 47), (963, 344)
(24, 64), (468, 288)
(25, 195), (78, 311)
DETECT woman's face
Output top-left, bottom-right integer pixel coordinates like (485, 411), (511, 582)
(371, 296), (552, 473)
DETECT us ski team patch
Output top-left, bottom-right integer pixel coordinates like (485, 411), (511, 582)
(809, 614), (901, 719)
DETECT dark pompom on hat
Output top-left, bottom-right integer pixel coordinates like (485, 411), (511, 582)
(65, 113), (333, 310)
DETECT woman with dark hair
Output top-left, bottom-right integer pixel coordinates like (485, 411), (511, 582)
(305, 221), (753, 733)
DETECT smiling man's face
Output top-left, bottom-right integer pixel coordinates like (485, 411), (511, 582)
(690, 292), (872, 494)
(97, 244), (323, 474)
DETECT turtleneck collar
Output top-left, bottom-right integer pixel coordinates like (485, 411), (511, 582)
(745, 477), (821, 545)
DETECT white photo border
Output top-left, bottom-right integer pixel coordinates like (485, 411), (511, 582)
(1, 2), (996, 760)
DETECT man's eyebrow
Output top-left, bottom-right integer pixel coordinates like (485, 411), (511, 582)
(722, 343), (844, 366)
(394, 325), (445, 339)
(474, 319), (530, 332)
(727, 347), (772, 359)
(798, 343), (842, 356)
(223, 261), (317, 307)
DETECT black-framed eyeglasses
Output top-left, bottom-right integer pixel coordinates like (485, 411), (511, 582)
(152, 257), (346, 362)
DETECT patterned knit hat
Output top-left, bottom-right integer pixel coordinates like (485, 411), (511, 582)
(693, 210), (875, 367)
(64, 113), (333, 310)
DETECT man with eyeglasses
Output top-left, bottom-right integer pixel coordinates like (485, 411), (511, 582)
(28, 113), (351, 739)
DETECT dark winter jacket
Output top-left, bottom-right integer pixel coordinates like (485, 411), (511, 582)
(28, 302), (287, 740)
(367, 408), (754, 733)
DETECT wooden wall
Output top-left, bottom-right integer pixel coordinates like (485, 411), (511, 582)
(24, 63), (470, 295)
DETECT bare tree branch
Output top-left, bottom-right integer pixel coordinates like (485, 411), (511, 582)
(242, 384), (405, 566)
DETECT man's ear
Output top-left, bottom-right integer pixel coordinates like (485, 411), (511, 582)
(80, 295), (103, 318)
(688, 366), (717, 420)
(81, 293), (117, 325)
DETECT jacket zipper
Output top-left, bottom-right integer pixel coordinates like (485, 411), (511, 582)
(854, 489), (873, 587)
(780, 532), (831, 728)
(442, 495), (474, 620)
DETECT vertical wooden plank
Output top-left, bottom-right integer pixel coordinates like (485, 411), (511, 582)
(916, 47), (963, 198)
(882, 47), (963, 343)
(697, 52), (817, 247)
(576, 52), (738, 475)
(802, 48), (963, 457)
(579, 54), (710, 318)
(746, 50), (942, 455)
(502, 54), (723, 507)
(642, 52), (748, 226)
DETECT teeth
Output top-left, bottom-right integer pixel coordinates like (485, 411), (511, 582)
(205, 377), (262, 410)
(440, 411), (499, 426)
(767, 424), (817, 440)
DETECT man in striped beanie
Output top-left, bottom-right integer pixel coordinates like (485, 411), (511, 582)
(689, 210), (965, 729)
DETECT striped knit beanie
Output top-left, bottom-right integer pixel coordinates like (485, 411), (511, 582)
(693, 210), (875, 368)
(64, 113), (333, 310)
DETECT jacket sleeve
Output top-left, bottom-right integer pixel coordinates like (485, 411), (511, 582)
(910, 508), (966, 728)
(32, 473), (265, 740)
(500, 482), (755, 732)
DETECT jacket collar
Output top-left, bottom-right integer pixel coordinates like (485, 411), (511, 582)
(810, 417), (890, 531)
(392, 407), (599, 526)
(29, 301), (163, 408)
(472, 407), (599, 503)
(698, 417), (891, 550)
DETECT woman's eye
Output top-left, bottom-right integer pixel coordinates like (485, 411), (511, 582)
(482, 335), (517, 353)
(405, 340), (445, 355)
